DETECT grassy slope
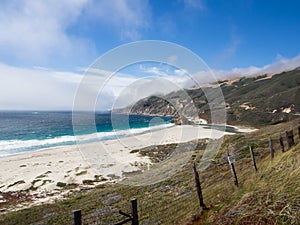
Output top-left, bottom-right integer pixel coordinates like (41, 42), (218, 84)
(0, 119), (300, 224)
(222, 69), (300, 126)
(121, 68), (300, 127)
(198, 119), (300, 224)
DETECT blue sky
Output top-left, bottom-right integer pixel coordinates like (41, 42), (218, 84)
(0, 0), (300, 110)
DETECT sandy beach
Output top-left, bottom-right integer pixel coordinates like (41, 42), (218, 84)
(0, 124), (235, 195)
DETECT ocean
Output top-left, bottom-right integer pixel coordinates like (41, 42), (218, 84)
(0, 111), (173, 157)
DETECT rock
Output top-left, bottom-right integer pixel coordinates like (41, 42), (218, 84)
(0, 194), (6, 203)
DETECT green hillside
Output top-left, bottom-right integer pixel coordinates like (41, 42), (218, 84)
(119, 68), (300, 127)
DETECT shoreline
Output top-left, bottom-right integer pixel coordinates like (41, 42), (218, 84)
(0, 124), (256, 212)
(0, 125), (236, 191)
(0, 122), (175, 159)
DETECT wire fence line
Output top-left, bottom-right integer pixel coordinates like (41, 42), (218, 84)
(59, 123), (300, 224)
(69, 165), (212, 224)
(70, 188), (200, 225)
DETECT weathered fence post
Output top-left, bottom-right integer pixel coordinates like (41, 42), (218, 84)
(269, 137), (275, 159)
(298, 125), (300, 139)
(290, 130), (295, 146)
(285, 131), (291, 149)
(285, 130), (295, 149)
(115, 199), (139, 225)
(279, 135), (285, 152)
(249, 146), (257, 172)
(131, 198), (139, 225)
(193, 162), (206, 209)
(73, 210), (82, 225)
(228, 153), (238, 187)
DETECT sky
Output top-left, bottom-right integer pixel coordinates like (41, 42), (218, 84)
(0, 0), (300, 110)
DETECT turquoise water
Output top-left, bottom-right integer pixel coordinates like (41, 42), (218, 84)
(0, 111), (172, 157)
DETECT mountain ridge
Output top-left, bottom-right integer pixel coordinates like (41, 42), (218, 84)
(115, 68), (300, 127)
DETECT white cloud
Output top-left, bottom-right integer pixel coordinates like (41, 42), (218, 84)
(83, 0), (151, 40)
(0, 62), (180, 110)
(174, 69), (188, 76)
(213, 54), (300, 79)
(0, 63), (139, 110)
(0, 0), (91, 64)
(75, 65), (195, 111)
(137, 64), (194, 87)
(91, 68), (183, 110)
(0, 0), (151, 66)
(112, 78), (182, 109)
(0, 63), (81, 110)
(140, 66), (170, 77)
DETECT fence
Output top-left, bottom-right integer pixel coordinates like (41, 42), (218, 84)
(226, 124), (300, 187)
(72, 198), (138, 225)
(2, 123), (299, 225)
(69, 179), (201, 225)
(71, 123), (300, 224)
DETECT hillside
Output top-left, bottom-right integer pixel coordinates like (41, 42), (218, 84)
(1, 119), (300, 224)
(116, 68), (300, 126)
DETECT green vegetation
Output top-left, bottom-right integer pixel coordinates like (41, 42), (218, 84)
(1, 119), (300, 224)
(82, 179), (94, 185)
(118, 68), (300, 127)
(221, 69), (300, 126)
(56, 182), (67, 188)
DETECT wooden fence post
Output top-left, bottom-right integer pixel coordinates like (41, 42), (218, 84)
(193, 162), (206, 209)
(286, 130), (295, 149)
(279, 135), (285, 152)
(73, 210), (82, 225)
(285, 131), (291, 149)
(290, 130), (295, 146)
(298, 125), (300, 139)
(131, 198), (139, 225)
(249, 146), (257, 172)
(269, 137), (275, 159)
(228, 154), (238, 187)
(115, 199), (139, 225)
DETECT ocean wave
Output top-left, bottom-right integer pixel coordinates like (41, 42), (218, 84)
(0, 136), (76, 152)
(0, 123), (174, 156)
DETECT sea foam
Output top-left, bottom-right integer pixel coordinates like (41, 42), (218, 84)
(0, 123), (174, 157)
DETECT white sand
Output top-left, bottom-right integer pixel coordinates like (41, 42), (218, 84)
(0, 125), (232, 194)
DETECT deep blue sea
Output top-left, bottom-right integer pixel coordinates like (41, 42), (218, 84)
(0, 111), (173, 157)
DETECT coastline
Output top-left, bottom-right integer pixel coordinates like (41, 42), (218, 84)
(0, 124), (257, 212)
(0, 125), (235, 192)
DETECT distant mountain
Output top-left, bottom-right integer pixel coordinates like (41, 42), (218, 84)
(115, 68), (300, 126)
